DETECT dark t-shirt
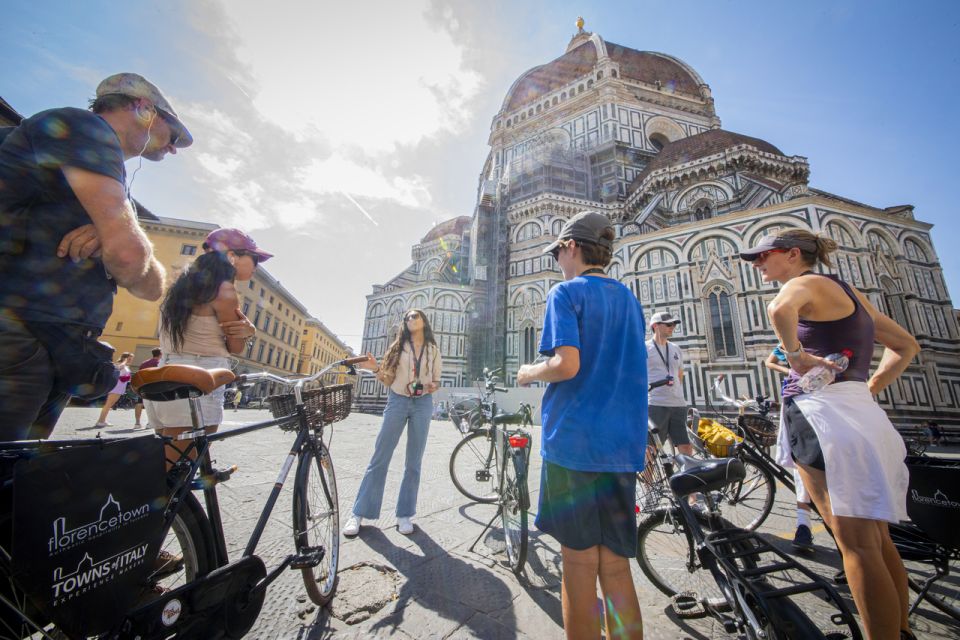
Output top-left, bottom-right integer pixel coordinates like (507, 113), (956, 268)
(0, 107), (126, 328)
(137, 357), (160, 371)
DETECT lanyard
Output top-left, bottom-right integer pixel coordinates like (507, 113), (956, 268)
(408, 339), (426, 379)
(653, 342), (671, 371)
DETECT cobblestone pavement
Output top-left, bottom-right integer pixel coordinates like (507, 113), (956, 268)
(55, 406), (958, 639)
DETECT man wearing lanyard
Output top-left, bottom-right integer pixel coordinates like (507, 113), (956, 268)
(646, 312), (693, 458)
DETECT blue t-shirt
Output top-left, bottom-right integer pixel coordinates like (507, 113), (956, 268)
(538, 275), (648, 472)
(0, 107), (125, 328)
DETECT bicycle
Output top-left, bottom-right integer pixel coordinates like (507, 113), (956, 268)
(451, 368), (534, 575)
(0, 355), (367, 639)
(635, 453), (863, 639)
(708, 378), (960, 623)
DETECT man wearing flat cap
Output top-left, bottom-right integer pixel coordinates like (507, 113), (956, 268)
(0, 72), (192, 440)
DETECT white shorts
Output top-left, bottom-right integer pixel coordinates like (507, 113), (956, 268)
(143, 354), (231, 429)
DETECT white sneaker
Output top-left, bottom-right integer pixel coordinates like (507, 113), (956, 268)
(397, 517), (414, 535)
(342, 516), (362, 537)
(94, 422), (111, 428)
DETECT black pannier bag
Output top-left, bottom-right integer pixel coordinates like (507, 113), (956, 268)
(25, 321), (120, 400)
(905, 455), (960, 548)
(10, 435), (168, 636)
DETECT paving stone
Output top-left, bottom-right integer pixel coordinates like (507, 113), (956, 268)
(330, 562), (400, 625)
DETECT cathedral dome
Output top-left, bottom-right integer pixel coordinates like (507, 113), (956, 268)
(501, 35), (706, 113)
(420, 216), (471, 244)
(631, 128), (785, 188)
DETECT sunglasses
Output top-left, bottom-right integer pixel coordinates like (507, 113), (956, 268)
(548, 239), (574, 261)
(232, 250), (260, 267)
(155, 109), (180, 147)
(405, 313), (421, 321)
(748, 248), (789, 263)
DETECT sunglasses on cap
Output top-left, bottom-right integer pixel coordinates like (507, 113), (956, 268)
(232, 249), (260, 267)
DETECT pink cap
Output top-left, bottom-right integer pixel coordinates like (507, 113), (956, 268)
(204, 228), (273, 262)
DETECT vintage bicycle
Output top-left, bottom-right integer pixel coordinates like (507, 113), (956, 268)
(448, 368), (534, 575)
(0, 356), (366, 639)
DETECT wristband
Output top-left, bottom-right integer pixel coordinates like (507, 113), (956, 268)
(779, 342), (804, 358)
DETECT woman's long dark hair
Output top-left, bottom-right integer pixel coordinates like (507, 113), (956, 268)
(160, 251), (236, 351)
(382, 308), (437, 375)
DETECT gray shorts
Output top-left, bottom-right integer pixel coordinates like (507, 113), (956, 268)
(648, 405), (690, 447)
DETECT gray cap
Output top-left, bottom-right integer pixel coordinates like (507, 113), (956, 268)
(649, 311), (680, 328)
(739, 234), (816, 260)
(542, 211), (614, 255)
(96, 73), (193, 148)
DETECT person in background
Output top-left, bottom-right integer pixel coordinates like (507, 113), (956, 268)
(518, 211), (647, 640)
(232, 386), (243, 412)
(344, 309), (442, 537)
(94, 352), (134, 427)
(133, 347), (162, 427)
(924, 420), (942, 446)
(764, 347), (815, 552)
(145, 228), (265, 467)
(744, 228), (919, 640)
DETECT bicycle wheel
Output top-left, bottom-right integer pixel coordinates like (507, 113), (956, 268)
(449, 429), (498, 503)
(293, 439), (340, 606)
(713, 458), (775, 532)
(635, 507), (731, 609)
(501, 446), (528, 575)
(905, 555), (960, 622)
(151, 492), (217, 588)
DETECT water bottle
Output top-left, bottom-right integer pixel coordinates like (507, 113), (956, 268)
(798, 349), (852, 393)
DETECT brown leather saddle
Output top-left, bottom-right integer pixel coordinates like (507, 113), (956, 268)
(132, 364), (235, 402)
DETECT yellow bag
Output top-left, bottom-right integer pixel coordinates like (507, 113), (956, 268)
(697, 418), (743, 457)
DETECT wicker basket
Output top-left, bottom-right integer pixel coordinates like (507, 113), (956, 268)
(267, 383), (352, 431)
(449, 396), (484, 435)
(741, 415), (778, 447)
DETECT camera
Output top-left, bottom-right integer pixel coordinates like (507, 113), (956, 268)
(410, 381), (424, 397)
(665, 375), (674, 386)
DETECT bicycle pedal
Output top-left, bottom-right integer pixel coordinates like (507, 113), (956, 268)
(671, 591), (706, 618)
(289, 548), (325, 569)
(475, 470), (491, 482)
(190, 465), (239, 490)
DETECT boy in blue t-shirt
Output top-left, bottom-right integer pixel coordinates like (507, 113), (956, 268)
(518, 211), (647, 639)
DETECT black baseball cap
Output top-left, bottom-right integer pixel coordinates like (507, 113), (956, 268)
(542, 211), (614, 255)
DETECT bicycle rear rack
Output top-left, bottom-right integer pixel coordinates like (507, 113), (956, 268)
(704, 528), (861, 634)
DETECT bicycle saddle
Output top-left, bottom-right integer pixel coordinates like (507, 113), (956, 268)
(669, 454), (746, 498)
(132, 364), (236, 401)
(492, 412), (525, 425)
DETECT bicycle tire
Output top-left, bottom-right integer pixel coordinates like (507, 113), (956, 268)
(743, 579), (831, 639)
(714, 457), (775, 532)
(635, 508), (735, 609)
(449, 429), (498, 503)
(501, 446), (528, 575)
(906, 560), (960, 622)
(293, 439), (340, 606)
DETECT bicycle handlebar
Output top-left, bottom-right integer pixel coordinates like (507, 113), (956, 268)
(237, 356), (364, 391)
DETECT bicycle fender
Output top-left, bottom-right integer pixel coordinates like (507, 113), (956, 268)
(509, 448), (531, 511)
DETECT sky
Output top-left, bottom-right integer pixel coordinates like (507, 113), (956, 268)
(3, 0), (959, 351)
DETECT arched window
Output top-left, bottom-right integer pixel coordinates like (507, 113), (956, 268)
(692, 200), (713, 221)
(705, 286), (739, 358)
(904, 239), (929, 262)
(649, 132), (669, 151)
(880, 276), (909, 330)
(522, 325), (538, 364)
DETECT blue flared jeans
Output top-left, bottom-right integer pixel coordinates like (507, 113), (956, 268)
(351, 390), (434, 519)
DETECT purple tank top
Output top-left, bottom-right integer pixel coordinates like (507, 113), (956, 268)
(781, 274), (874, 403)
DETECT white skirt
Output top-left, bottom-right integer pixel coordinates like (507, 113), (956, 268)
(143, 354), (231, 429)
(776, 381), (908, 523)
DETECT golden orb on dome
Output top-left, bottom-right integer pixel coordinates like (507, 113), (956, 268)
(576, 16), (585, 32)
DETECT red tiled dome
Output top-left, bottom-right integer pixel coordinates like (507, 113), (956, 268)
(420, 216), (471, 244)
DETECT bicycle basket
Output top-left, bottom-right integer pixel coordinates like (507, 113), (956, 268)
(268, 383), (352, 430)
(741, 414), (778, 447)
(449, 396), (484, 434)
(696, 418), (743, 457)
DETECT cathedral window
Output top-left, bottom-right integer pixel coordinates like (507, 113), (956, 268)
(522, 326), (538, 364)
(704, 286), (739, 358)
(649, 132), (669, 151)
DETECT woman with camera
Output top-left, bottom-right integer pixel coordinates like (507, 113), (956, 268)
(344, 309), (442, 537)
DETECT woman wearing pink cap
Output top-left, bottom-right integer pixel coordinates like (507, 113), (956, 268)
(144, 228), (268, 465)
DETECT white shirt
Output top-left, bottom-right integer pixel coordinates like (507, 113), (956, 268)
(646, 339), (685, 406)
